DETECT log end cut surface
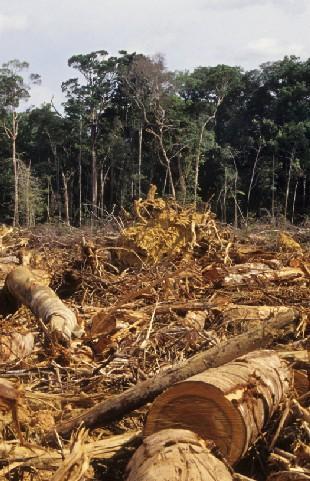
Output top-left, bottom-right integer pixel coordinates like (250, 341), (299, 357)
(144, 381), (246, 463)
(145, 351), (292, 465)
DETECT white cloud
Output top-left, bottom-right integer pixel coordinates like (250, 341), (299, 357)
(1, 0), (310, 106)
(248, 37), (305, 59)
(0, 13), (28, 33)
(199, 0), (307, 12)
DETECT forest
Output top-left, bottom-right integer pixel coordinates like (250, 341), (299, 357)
(0, 52), (310, 227)
(0, 49), (309, 481)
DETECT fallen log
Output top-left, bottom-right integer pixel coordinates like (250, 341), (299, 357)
(218, 305), (298, 324)
(44, 309), (298, 444)
(203, 263), (305, 287)
(144, 350), (292, 464)
(125, 429), (233, 481)
(5, 266), (83, 345)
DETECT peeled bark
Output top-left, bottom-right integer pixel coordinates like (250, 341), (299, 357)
(125, 429), (233, 481)
(5, 267), (83, 345)
(144, 350), (292, 465)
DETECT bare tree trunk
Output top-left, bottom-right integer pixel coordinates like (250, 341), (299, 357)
(302, 175), (306, 211)
(167, 162), (176, 199)
(91, 110), (98, 227)
(194, 121), (207, 206)
(10, 112), (19, 227)
(78, 117), (82, 227)
(99, 167), (104, 217)
(177, 156), (186, 203)
(271, 154), (276, 224)
(233, 158), (238, 228)
(246, 141), (262, 224)
(223, 166), (227, 223)
(138, 124), (143, 198)
(62, 172), (70, 226)
(47, 177), (50, 223)
(162, 167), (168, 196)
(91, 146), (97, 224)
(159, 135), (176, 199)
(45, 131), (61, 221)
(291, 178), (298, 225)
(284, 149), (294, 226)
(25, 163), (31, 227)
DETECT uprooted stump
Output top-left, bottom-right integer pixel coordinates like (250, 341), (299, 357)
(5, 266), (83, 345)
(115, 186), (229, 267)
(125, 429), (233, 481)
(144, 350), (292, 465)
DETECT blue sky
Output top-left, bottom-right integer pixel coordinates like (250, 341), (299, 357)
(0, 0), (309, 107)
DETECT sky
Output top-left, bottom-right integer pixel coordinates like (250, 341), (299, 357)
(0, 0), (310, 108)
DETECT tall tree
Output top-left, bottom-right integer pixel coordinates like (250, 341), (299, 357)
(0, 60), (40, 225)
(62, 51), (117, 224)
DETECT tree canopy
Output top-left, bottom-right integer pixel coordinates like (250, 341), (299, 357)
(0, 52), (309, 227)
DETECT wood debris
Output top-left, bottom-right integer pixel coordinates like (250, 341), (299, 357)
(0, 200), (308, 480)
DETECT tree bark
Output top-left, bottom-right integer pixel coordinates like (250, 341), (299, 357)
(61, 171), (70, 226)
(291, 179), (298, 225)
(284, 148), (295, 226)
(194, 120), (208, 206)
(91, 110), (98, 226)
(125, 429), (233, 481)
(271, 154), (276, 224)
(177, 156), (186, 203)
(138, 124), (143, 198)
(44, 310), (298, 444)
(246, 140), (262, 224)
(5, 267), (83, 345)
(78, 116), (83, 227)
(144, 350), (292, 464)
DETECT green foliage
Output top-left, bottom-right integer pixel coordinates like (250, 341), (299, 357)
(0, 53), (309, 225)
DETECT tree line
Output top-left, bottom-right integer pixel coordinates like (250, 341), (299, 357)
(0, 52), (309, 227)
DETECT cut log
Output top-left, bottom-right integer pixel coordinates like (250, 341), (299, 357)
(125, 429), (233, 481)
(44, 310), (298, 444)
(5, 267), (83, 345)
(218, 305), (298, 324)
(203, 263), (305, 287)
(144, 351), (292, 465)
